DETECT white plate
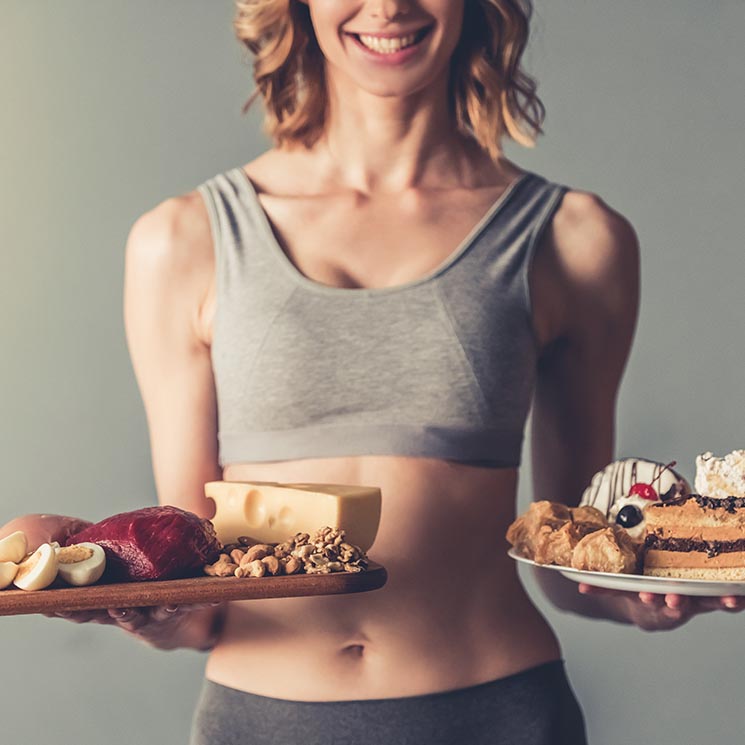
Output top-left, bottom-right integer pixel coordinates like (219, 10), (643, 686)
(508, 549), (745, 597)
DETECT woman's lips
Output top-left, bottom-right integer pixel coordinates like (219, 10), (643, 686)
(345, 25), (433, 66)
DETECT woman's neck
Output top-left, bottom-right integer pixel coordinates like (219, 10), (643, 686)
(317, 67), (489, 194)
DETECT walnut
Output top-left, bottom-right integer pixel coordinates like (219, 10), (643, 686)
(274, 541), (293, 559)
(339, 543), (360, 563)
(204, 554), (238, 577)
(293, 544), (314, 562)
(292, 532), (310, 546)
(237, 536), (253, 546)
(313, 526), (345, 548)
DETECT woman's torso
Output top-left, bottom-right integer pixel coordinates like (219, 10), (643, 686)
(192, 149), (563, 700)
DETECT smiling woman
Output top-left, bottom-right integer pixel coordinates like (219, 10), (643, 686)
(235, 0), (544, 158)
(5, 1), (744, 744)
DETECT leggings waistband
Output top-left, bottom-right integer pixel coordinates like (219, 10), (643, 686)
(189, 660), (588, 745)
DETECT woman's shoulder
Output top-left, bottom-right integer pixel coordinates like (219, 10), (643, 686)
(546, 184), (640, 297)
(124, 189), (216, 346)
(529, 181), (640, 350)
(126, 189), (213, 279)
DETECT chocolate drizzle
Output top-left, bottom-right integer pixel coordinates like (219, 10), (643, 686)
(657, 494), (745, 512)
(584, 458), (686, 514)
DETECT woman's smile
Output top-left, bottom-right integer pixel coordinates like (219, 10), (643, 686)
(344, 25), (434, 65)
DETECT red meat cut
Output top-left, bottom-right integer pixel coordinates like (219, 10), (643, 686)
(65, 506), (222, 581)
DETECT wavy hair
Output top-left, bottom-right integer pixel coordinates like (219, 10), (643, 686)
(234, 0), (544, 160)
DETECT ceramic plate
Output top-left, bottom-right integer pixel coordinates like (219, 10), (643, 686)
(508, 549), (745, 597)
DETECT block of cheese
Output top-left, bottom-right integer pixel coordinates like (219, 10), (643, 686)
(204, 481), (382, 551)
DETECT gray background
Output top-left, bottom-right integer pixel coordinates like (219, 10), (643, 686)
(1, 1), (743, 742)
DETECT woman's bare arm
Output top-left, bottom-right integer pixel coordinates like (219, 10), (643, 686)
(528, 192), (744, 628)
(108, 189), (225, 649)
(123, 191), (222, 517)
(528, 191), (642, 622)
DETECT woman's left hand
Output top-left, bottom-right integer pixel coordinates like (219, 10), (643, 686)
(578, 584), (745, 631)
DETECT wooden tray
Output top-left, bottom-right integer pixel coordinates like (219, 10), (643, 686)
(0, 562), (387, 616)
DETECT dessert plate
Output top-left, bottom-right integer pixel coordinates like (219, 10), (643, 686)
(0, 562), (387, 616)
(508, 550), (745, 597)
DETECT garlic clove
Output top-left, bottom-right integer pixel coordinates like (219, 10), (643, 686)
(0, 531), (28, 564)
(0, 561), (19, 590)
(14, 543), (59, 591)
(55, 542), (106, 586)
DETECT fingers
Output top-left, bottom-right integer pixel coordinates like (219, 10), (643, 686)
(106, 607), (152, 631)
(147, 605), (182, 623)
(43, 609), (117, 624)
(638, 591), (665, 608)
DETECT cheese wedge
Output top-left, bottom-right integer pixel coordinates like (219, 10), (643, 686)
(204, 481), (382, 551)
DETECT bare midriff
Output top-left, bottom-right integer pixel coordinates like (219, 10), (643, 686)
(205, 455), (560, 701)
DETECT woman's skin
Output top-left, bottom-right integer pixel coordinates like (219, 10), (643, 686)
(3, 0), (743, 699)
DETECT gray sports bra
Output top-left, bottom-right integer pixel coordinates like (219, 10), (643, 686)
(197, 167), (568, 468)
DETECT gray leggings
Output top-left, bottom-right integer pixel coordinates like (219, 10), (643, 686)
(189, 660), (587, 745)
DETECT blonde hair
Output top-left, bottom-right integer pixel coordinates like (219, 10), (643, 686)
(234, 0), (544, 161)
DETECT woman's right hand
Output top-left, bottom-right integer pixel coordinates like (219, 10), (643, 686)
(2, 514), (226, 652)
(0, 513), (93, 551)
(43, 602), (226, 651)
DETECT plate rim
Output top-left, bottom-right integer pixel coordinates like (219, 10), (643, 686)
(507, 548), (745, 588)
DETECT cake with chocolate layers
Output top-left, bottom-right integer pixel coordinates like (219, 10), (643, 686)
(643, 494), (745, 580)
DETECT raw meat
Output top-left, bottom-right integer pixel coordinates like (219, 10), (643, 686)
(65, 506), (222, 581)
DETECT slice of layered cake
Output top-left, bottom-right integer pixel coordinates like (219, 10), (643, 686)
(643, 449), (745, 579)
(643, 495), (745, 579)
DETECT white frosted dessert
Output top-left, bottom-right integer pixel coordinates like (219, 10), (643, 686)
(695, 450), (745, 499)
(580, 458), (689, 540)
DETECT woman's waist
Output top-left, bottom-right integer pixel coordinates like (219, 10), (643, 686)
(205, 571), (560, 701)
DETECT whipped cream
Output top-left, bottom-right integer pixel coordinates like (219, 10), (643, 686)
(580, 458), (690, 539)
(695, 450), (745, 499)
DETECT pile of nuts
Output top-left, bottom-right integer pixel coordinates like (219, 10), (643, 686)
(203, 527), (368, 579)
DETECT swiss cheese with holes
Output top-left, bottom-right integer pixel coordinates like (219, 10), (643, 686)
(204, 481), (382, 551)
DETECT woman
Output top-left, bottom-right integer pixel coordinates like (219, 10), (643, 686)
(3, 1), (743, 743)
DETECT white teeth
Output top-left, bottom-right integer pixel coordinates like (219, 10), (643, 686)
(358, 32), (418, 54)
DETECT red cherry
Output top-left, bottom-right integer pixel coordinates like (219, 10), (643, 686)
(629, 483), (658, 501)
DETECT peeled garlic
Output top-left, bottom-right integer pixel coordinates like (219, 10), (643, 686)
(0, 562), (19, 590)
(14, 543), (59, 591)
(0, 531), (28, 564)
(55, 542), (106, 586)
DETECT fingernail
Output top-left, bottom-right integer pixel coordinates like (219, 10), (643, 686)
(724, 598), (738, 609)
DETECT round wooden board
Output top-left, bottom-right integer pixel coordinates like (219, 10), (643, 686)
(0, 562), (387, 616)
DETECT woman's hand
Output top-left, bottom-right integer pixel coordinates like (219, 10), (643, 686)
(43, 602), (226, 651)
(0, 513), (93, 550)
(578, 584), (745, 631)
(1, 514), (226, 652)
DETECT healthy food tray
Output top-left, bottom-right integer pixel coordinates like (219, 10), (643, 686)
(0, 562), (387, 616)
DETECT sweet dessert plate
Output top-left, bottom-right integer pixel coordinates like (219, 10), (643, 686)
(509, 550), (745, 597)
